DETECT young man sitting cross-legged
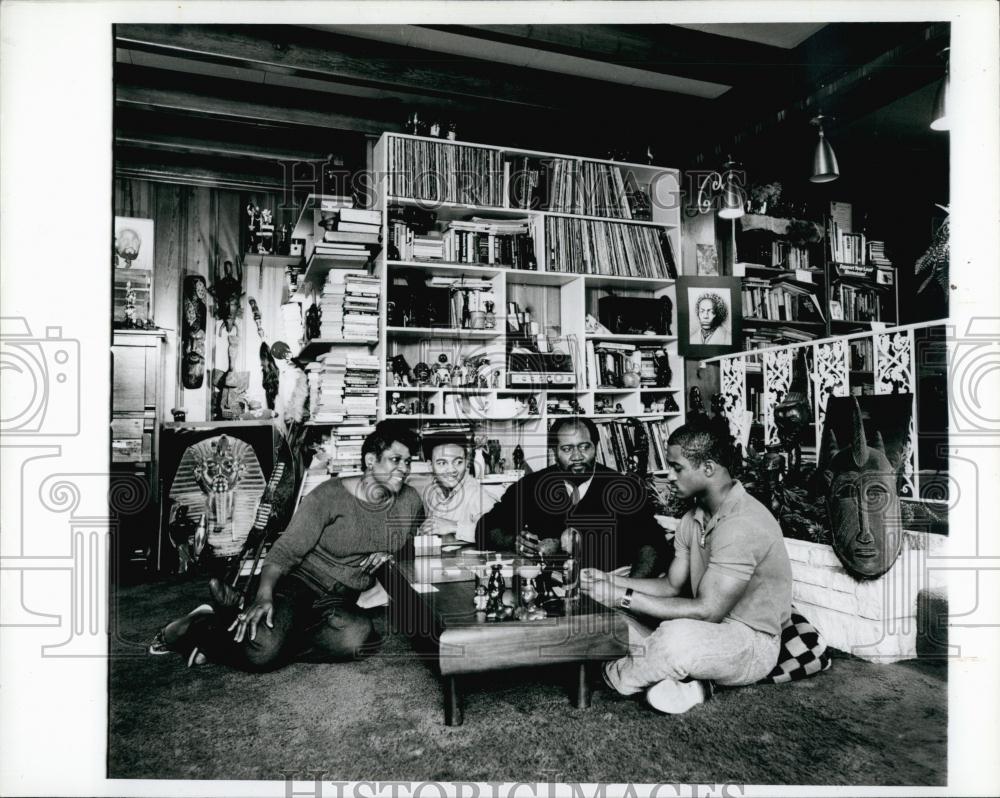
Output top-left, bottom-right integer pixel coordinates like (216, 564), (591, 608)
(581, 422), (792, 714)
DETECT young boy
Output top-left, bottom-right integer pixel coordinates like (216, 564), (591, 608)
(419, 431), (501, 543)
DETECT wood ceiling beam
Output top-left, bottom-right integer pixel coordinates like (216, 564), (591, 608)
(426, 24), (792, 89)
(114, 24), (703, 116)
(115, 82), (400, 136)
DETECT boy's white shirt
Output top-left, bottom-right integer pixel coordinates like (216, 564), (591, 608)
(427, 472), (502, 541)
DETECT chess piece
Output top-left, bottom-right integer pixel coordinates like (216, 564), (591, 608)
(485, 563), (507, 621)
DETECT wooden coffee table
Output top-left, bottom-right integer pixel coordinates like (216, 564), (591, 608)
(386, 553), (629, 725)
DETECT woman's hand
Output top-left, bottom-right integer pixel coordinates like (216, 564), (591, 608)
(359, 551), (394, 575)
(228, 596), (274, 643)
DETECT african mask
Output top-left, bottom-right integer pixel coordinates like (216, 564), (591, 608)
(825, 397), (903, 579)
(181, 275), (208, 389)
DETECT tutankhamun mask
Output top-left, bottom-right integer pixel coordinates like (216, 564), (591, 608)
(192, 435), (246, 527)
(825, 397), (903, 579)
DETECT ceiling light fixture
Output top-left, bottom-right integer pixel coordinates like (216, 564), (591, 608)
(697, 156), (746, 219)
(810, 114), (840, 183)
(930, 47), (950, 131)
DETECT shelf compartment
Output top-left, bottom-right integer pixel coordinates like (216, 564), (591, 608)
(301, 250), (377, 292)
(297, 338), (378, 359)
(579, 273), (675, 290)
(386, 326), (503, 341)
(586, 333), (677, 343)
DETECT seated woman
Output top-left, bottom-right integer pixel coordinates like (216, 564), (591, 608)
(151, 420), (424, 671)
(418, 431), (501, 544)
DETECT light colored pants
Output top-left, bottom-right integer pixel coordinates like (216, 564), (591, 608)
(605, 616), (779, 695)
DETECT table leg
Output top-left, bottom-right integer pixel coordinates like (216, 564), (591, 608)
(574, 662), (592, 709)
(444, 675), (464, 726)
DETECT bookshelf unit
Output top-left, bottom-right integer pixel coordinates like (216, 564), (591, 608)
(734, 214), (830, 350)
(369, 132), (687, 473)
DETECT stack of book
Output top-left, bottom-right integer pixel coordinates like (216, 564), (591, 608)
(593, 419), (644, 472)
(343, 352), (381, 423)
(546, 217), (676, 278)
(324, 423), (376, 473)
(742, 275), (825, 322)
(637, 347), (671, 387)
(279, 301), (303, 348)
(318, 272), (347, 339)
(834, 283), (880, 322)
(771, 241), (810, 270)
(313, 206), (382, 260)
(343, 273), (380, 339)
(744, 326), (819, 349)
(442, 217), (535, 268)
(850, 338), (875, 372)
(866, 240), (892, 267)
(643, 418), (679, 473)
(298, 459), (332, 501)
(389, 138), (504, 206)
(306, 351), (347, 423)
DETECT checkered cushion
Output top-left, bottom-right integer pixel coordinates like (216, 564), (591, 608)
(757, 608), (832, 685)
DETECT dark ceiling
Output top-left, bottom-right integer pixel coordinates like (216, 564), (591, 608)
(114, 22), (950, 193)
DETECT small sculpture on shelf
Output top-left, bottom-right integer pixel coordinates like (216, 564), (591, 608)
(305, 303), (322, 341)
(653, 349), (673, 388)
(413, 361), (431, 386)
(123, 281), (138, 327)
(390, 354), (413, 387)
(512, 444), (526, 472)
(434, 354), (452, 387)
(659, 295), (674, 336)
(486, 439), (502, 475)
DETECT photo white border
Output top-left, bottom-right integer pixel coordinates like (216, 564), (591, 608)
(1, 2), (997, 796)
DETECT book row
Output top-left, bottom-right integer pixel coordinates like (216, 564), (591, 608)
(545, 217), (676, 279)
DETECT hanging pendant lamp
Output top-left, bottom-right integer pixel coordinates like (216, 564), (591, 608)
(930, 47), (950, 131)
(810, 114), (840, 183)
(696, 156), (745, 219)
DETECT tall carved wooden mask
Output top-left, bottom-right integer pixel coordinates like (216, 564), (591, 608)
(824, 397), (904, 579)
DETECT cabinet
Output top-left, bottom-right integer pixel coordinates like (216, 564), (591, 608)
(110, 329), (166, 575)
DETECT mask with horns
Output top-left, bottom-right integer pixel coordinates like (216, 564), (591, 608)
(825, 397), (903, 579)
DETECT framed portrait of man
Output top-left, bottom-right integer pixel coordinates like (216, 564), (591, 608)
(677, 276), (743, 358)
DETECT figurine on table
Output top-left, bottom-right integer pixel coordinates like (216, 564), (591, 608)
(305, 303), (321, 341)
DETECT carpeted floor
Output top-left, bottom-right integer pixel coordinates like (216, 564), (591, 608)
(109, 578), (946, 785)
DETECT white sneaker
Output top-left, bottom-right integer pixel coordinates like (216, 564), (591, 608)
(645, 678), (711, 714)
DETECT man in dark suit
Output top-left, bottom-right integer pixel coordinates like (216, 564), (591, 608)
(475, 417), (668, 577)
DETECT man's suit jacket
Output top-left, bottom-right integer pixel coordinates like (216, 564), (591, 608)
(475, 463), (669, 575)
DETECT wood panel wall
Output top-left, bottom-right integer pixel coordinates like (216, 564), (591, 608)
(114, 179), (286, 422)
